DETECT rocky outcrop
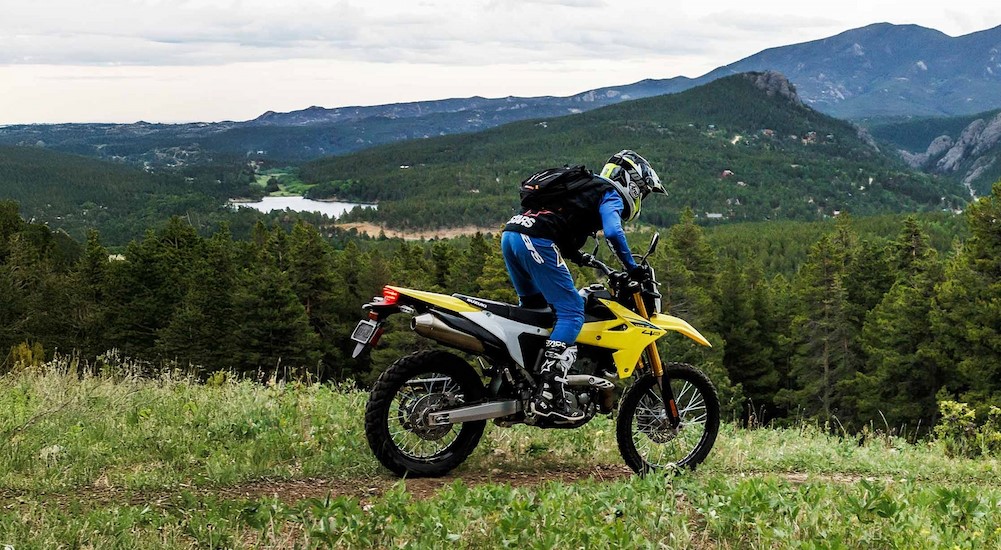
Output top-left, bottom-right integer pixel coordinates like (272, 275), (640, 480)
(937, 119), (988, 172)
(900, 135), (954, 168)
(905, 111), (1001, 194)
(971, 112), (1001, 156)
(855, 126), (881, 153)
(927, 135), (956, 159)
(963, 156), (996, 187)
(744, 71), (803, 105)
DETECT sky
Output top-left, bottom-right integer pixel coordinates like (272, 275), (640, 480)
(1, 0), (999, 124)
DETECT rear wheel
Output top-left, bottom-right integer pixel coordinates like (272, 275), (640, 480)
(365, 350), (486, 477)
(616, 363), (719, 474)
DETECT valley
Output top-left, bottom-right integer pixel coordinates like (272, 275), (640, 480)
(4, 11), (1001, 550)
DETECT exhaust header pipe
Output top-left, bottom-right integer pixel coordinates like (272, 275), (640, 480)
(412, 313), (485, 354)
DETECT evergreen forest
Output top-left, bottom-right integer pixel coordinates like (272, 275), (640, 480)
(2, 73), (999, 439)
(3, 178), (1000, 436)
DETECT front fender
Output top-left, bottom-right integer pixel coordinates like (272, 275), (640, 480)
(649, 314), (712, 348)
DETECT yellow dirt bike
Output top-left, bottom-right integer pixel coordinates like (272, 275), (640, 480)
(351, 234), (719, 477)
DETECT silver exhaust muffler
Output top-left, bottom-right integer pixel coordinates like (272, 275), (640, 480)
(411, 313), (485, 354)
(565, 374), (615, 389)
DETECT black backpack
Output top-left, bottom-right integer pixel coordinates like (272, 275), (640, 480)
(519, 165), (600, 209)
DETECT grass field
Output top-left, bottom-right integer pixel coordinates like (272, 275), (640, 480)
(1, 358), (999, 548)
(254, 169), (314, 197)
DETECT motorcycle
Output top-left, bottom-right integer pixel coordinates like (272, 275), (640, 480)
(350, 233), (719, 477)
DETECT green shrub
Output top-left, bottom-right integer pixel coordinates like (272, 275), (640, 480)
(5, 341), (45, 373)
(934, 400), (1001, 458)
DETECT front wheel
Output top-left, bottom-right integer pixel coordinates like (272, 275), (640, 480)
(616, 363), (720, 474)
(365, 350), (486, 477)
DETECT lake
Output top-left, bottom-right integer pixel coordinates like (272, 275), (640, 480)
(232, 196), (376, 218)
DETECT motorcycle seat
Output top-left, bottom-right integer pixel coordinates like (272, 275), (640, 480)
(452, 294), (555, 328)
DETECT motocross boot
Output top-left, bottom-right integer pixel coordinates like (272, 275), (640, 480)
(529, 340), (585, 423)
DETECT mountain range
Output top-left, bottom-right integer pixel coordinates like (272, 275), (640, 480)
(1, 23), (999, 168)
(299, 72), (966, 229)
(699, 23), (1001, 119)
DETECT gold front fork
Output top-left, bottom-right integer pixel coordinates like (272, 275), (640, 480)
(633, 291), (681, 425)
(632, 292), (663, 377)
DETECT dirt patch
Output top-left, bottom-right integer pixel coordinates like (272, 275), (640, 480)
(779, 472), (910, 485)
(403, 464), (635, 501)
(3, 467), (934, 511)
(336, 222), (498, 241)
(1, 465), (635, 509)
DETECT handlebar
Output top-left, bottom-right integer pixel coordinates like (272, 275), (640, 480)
(580, 230), (659, 276)
(578, 252), (616, 277)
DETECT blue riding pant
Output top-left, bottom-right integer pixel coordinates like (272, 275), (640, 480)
(501, 231), (584, 344)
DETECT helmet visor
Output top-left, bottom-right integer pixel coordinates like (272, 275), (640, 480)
(642, 164), (664, 196)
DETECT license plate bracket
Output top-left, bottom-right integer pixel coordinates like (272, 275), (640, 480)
(350, 319), (380, 344)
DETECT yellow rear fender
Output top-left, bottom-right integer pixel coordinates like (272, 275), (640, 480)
(387, 286), (481, 314)
(649, 313), (712, 348)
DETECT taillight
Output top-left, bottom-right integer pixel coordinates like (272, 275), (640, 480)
(382, 286), (400, 305)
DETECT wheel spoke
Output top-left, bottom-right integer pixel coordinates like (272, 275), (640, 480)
(387, 370), (467, 461)
(626, 370), (717, 471)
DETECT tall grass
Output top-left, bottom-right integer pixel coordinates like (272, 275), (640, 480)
(0, 355), (376, 493)
(1, 357), (1000, 548)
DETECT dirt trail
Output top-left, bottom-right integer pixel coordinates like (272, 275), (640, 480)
(1, 465), (636, 509)
(7, 466), (959, 510)
(335, 222), (497, 241)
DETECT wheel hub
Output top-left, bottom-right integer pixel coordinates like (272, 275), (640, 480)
(637, 408), (679, 443)
(401, 392), (457, 440)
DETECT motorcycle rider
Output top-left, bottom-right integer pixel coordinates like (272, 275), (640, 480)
(502, 150), (666, 422)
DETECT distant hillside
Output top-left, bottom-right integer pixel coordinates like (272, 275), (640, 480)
(300, 73), (966, 230)
(0, 146), (258, 243)
(250, 77), (694, 128)
(870, 109), (1001, 196)
(0, 79), (693, 167)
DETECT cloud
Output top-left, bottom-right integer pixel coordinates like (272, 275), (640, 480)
(4, 0), (998, 71)
(0, 0), (714, 67)
(703, 11), (842, 35)
(490, 0), (607, 7)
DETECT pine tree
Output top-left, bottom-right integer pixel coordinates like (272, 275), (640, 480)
(0, 241), (28, 365)
(717, 260), (780, 422)
(0, 199), (26, 263)
(891, 216), (935, 274)
(448, 231), (490, 294)
(668, 208), (718, 294)
(846, 219), (944, 432)
(763, 273), (797, 419)
(390, 242), (433, 289)
(661, 212), (721, 331)
(70, 230), (110, 358)
(104, 218), (203, 356)
(843, 238), (894, 329)
(475, 234), (518, 303)
(779, 234), (855, 423)
(1, 228), (77, 359)
(232, 241), (321, 378)
(287, 221), (340, 377)
(929, 182), (1001, 413)
(156, 228), (240, 373)
(652, 220), (737, 417)
(430, 240), (455, 292)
